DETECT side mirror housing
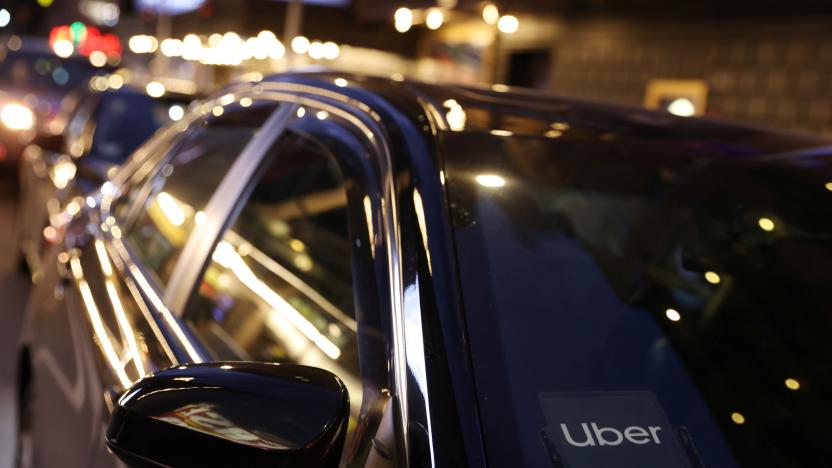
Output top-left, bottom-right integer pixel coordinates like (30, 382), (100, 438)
(106, 362), (349, 468)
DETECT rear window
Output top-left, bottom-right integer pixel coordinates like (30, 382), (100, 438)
(444, 131), (832, 468)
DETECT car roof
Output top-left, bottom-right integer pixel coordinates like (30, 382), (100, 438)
(262, 71), (828, 163)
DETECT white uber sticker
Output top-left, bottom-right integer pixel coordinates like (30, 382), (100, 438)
(539, 391), (694, 468)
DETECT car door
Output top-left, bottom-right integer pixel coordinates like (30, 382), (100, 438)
(116, 90), (405, 466)
(21, 97), (282, 468)
(16, 90), (93, 275)
(170, 102), (400, 466)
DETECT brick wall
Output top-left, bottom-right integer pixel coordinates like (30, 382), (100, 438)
(502, 16), (832, 138)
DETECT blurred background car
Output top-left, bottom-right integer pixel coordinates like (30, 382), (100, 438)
(0, 36), (103, 172)
(15, 77), (195, 278)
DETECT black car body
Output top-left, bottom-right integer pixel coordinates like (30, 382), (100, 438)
(17, 72), (832, 468)
(15, 82), (194, 278)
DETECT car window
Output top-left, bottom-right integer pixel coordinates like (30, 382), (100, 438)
(125, 102), (278, 287)
(181, 109), (389, 465)
(443, 131), (832, 468)
(184, 130), (355, 362)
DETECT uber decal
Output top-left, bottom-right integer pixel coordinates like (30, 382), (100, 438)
(539, 391), (695, 468)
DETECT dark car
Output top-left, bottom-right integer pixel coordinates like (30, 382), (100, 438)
(16, 72), (832, 468)
(15, 79), (195, 278)
(0, 37), (103, 170)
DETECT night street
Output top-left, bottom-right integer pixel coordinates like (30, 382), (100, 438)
(2, 0), (832, 466)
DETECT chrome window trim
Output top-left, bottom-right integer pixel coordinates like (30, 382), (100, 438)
(106, 110), (201, 203)
(162, 102), (298, 312)
(235, 83), (418, 467)
(97, 93), (276, 366)
(106, 232), (205, 364)
(99, 81), (430, 467)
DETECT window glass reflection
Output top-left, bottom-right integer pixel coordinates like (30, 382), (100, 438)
(126, 104), (277, 286)
(182, 129), (362, 448)
(445, 131), (832, 468)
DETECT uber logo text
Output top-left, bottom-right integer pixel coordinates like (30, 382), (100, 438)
(560, 422), (662, 447)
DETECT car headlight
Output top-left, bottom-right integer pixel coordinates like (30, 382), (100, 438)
(1, 103), (36, 131)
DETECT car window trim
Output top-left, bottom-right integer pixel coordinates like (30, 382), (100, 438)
(201, 82), (417, 466)
(103, 82), (420, 467)
(96, 101), (232, 366)
(162, 102), (298, 313)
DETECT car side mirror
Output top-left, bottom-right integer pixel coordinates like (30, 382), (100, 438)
(106, 362), (349, 468)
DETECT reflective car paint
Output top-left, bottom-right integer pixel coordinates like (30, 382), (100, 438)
(17, 71), (829, 468)
(107, 362), (349, 467)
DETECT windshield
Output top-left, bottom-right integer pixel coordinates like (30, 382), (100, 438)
(443, 131), (832, 468)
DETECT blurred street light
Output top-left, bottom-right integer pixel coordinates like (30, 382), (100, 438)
(80, 1), (120, 27)
(258, 30), (277, 42)
(497, 15), (519, 33)
(160, 38), (184, 57)
(426, 8), (444, 30)
(7, 36), (21, 51)
(308, 41), (324, 59)
(291, 36), (310, 54)
(168, 105), (184, 121)
(53, 39), (74, 58)
(182, 34), (202, 60)
(146, 81), (165, 97)
(0, 9), (10, 28)
(322, 41), (339, 59)
(1, 103), (35, 131)
(482, 3), (499, 25)
(107, 74), (123, 89)
(269, 39), (286, 59)
(89, 50), (107, 67)
(129, 35), (158, 53)
(394, 7), (413, 33)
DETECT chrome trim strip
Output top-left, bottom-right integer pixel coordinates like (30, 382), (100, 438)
(163, 102), (298, 314)
(108, 233), (204, 363)
(101, 80), (428, 466)
(220, 81), (420, 466)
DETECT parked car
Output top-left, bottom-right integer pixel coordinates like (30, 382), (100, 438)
(15, 79), (194, 278)
(16, 72), (832, 468)
(0, 37), (103, 172)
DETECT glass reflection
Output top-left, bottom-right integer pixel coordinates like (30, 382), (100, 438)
(181, 128), (364, 451)
(125, 103), (277, 286)
(69, 253), (132, 388)
(443, 130), (832, 467)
